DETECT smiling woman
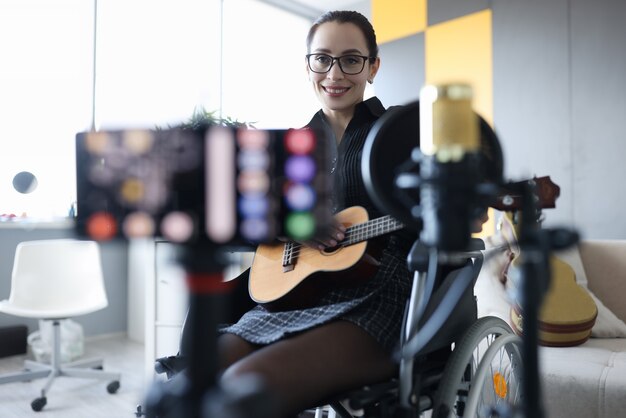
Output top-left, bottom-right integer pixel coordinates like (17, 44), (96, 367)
(214, 10), (416, 418)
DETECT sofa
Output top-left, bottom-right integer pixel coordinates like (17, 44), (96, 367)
(475, 238), (626, 418)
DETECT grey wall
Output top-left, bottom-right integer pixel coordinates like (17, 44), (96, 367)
(376, 33), (425, 107)
(428, 0), (489, 26)
(378, 0), (626, 239)
(569, 0), (626, 239)
(0, 227), (128, 337)
(347, 0), (370, 18)
(493, 0), (626, 239)
(492, 0), (573, 225)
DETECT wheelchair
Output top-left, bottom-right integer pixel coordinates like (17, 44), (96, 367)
(150, 238), (523, 418)
(305, 239), (524, 418)
(312, 318), (523, 418)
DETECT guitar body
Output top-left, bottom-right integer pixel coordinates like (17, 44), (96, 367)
(493, 177), (598, 347)
(510, 255), (597, 347)
(249, 206), (373, 309)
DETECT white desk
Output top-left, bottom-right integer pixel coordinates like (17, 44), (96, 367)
(139, 241), (251, 382)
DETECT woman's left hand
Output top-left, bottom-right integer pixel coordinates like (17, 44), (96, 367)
(302, 222), (346, 250)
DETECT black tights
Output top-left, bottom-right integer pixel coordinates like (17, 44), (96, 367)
(218, 320), (397, 418)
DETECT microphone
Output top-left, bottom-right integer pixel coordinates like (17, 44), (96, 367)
(418, 84), (481, 251)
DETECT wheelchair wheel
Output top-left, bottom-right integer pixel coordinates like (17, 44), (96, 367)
(432, 316), (523, 417)
(464, 333), (522, 416)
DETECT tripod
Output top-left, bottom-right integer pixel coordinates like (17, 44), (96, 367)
(489, 181), (578, 418)
(138, 244), (277, 418)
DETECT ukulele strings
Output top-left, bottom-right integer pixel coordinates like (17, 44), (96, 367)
(284, 216), (402, 259)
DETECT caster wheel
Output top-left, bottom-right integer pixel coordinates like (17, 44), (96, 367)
(31, 397), (47, 412)
(107, 380), (120, 394)
(135, 405), (147, 417)
(154, 362), (166, 374)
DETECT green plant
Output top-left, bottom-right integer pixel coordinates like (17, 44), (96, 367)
(159, 106), (255, 130)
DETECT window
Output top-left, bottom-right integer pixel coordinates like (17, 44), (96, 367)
(221, 0), (318, 129)
(0, 0), (93, 219)
(0, 0), (318, 222)
(95, 0), (221, 129)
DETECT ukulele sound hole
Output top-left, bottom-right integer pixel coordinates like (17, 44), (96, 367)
(322, 246), (340, 255)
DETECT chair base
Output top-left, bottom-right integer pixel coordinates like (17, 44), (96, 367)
(0, 320), (122, 412)
(0, 355), (121, 388)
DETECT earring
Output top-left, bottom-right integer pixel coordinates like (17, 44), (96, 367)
(367, 79), (373, 84)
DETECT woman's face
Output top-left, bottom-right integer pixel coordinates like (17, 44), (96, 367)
(307, 21), (379, 116)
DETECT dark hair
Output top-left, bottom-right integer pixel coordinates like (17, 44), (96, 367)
(478, 115), (504, 185)
(306, 10), (378, 62)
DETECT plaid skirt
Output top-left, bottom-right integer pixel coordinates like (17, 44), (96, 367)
(220, 237), (412, 353)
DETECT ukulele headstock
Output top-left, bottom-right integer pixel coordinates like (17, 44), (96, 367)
(491, 175), (560, 213)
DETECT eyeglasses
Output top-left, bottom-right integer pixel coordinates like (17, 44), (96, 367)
(306, 53), (372, 75)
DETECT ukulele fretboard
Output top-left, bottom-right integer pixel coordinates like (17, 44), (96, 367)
(342, 215), (404, 245)
(281, 215), (404, 269)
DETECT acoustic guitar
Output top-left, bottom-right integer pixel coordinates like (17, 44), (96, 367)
(248, 206), (404, 308)
(490, 175), (560, 212)
(510, 255), (598, 346)
(489, 176), (597, 346)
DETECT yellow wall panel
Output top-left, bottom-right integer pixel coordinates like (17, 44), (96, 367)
(425, 10), (493, 125)
(373, 0), (427, 44)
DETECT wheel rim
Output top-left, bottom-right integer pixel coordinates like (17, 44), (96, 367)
(455, 332), (500, 416)
(466, 333), (523, 417)
(433, 317), (517, 418)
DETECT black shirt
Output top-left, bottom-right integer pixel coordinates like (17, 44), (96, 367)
(306, 96), (387, 219)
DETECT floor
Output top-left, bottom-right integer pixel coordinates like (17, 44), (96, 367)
(0, 335), (357, 417)
(0, 334), (146, 418)
(0, 335), (322, 418)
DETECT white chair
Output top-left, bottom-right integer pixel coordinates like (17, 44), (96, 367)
(0, 239), (121, 412)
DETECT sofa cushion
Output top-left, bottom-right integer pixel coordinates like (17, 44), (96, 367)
(579, 240), (626, 325)
(540, 339), (626, 418)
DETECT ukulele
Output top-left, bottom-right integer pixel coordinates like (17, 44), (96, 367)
(248, 206), (403, 308)
(249, 176), (561, 309)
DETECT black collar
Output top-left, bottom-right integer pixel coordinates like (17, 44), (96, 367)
(306, 96), (386, 131)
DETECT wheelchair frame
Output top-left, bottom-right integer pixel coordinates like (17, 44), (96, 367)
(146, 242), (524, 418)
(312, 242), (524, 418)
